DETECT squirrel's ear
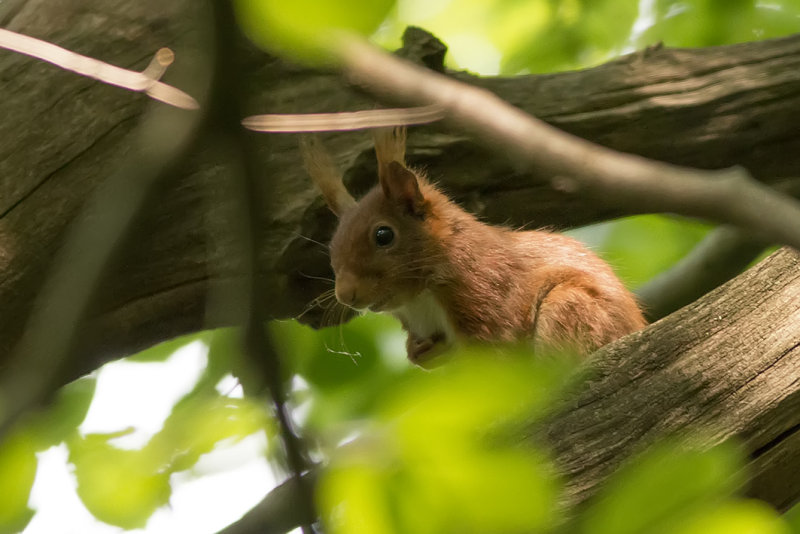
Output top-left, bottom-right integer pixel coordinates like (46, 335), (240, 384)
(381, 161), (425, 216)
(300, 135), (356, 217)
(374, 127), (424, 215)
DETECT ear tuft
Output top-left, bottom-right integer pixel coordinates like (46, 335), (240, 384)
(374, 126), (406, 170)
(300, 135), (356, 217)
(381, 161), (425, 216)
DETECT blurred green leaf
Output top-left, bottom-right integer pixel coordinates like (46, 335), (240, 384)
(234, 0), (396, 63)
(69, 434), (171, 529)
(272, 315), (415, 435)
(319, 348), (571, 534)
(639, 0), (800, 49)
(30, 376), (96, 449)
(272, 317), (382, 391)
(498, 0), (639, 73)
(786, 501), (800, 533)
(577, 441), (746, 534)
(594, 215), (711, 288)
(148, 394), (273, 473)
(0, 430), (37, 534)
(674, 499), (790, 534)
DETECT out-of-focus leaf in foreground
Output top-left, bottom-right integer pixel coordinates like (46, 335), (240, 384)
(318, 346), (576, 534)
(0, 429), (37, 534)
(234, 0), (396, 63)
(576, 440), (789, 534)
(69, 432), (171, 530)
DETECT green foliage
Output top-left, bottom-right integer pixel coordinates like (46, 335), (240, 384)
(234, 0), (396, 63)
(69, 432), (172, 529)
(0, 429), (37, 534)
(576, 441), (745, 534)
(786, 502), (800, 532)
(28, 376), (97, 449)
(313, 346), (793, 534)
(0, 376), (97, 533)
(272, 315), (416, 439)
(67, 393), (272, 529)
(61, 334), (275, 529)
(495, 0), (639, 73)
(317, 347), (572, 534)
(585, 215), (712, 288)
(639, 0), (800, 49)
(572, 442), (791, 534)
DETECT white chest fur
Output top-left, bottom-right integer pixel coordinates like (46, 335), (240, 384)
(391, 290), (456, 344)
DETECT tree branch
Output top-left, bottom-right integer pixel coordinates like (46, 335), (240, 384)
(215, 471), (317, 534)
(0, 47), (209, 431)
(545, 248), (800, 512)
(335, 36), (800, 250)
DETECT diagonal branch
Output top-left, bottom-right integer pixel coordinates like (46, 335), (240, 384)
(334, 37), (800, 251)
(636, 226), (768, 320)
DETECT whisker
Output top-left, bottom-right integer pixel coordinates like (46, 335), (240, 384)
(293, 232), (330, 250)
(295, 289), (337, 321)
(297, 271), (335, 283)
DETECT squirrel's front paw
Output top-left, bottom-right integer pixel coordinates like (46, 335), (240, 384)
(406, 332), (448, 368)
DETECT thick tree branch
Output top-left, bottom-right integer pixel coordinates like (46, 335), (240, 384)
(335, 37), (800, 250)
(546, 248), (800, 512)
(0, 47), (209, 430)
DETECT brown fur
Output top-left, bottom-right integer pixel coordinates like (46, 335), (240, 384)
(302, 130), (646, 364)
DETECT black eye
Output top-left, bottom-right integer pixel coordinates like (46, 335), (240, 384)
(374, 225), (395, 247)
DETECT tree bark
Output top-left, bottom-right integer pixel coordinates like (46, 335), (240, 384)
(545, 247), (800, 513)
(1, 0), (799, 513)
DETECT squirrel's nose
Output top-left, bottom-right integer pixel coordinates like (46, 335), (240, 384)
(335, 273), (359, 307)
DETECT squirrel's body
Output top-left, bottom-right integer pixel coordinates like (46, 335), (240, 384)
(304, 129), (646, 366)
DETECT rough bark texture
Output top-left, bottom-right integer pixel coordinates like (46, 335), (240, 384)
(545, 247), (800, 512)
(1, 0), (800, 517)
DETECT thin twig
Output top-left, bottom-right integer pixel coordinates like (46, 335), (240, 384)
(208, 2), (316, 533)
(333, 37), (800, 251)
(242, 104), (444, 132)
(0, 28), (199, 109)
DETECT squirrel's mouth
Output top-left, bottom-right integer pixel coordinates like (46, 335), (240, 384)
(367, 300), (387, 312)
(368, 296), (397, 313)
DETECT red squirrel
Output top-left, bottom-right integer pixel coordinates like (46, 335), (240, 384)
(302, 128), (646, 366)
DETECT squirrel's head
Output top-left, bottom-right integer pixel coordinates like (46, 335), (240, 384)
(302, 128), (436, 312)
